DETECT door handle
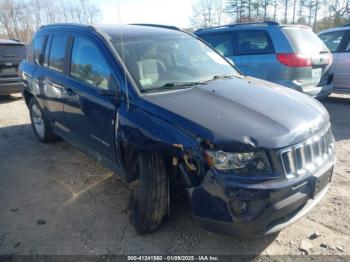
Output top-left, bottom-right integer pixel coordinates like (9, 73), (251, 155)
(63, 87), (75, 96)
(46, 81), (62, 90)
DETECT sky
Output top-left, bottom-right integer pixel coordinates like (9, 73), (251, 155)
(91, 0), (194, 28)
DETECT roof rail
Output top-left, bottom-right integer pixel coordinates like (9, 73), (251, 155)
(39, 23), (91, 29)
(341, 23), (350, 27)
(195, 21), (279, 33)
(130, 23), (180, 31)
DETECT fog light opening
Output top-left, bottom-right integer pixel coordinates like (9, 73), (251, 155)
(231, 200), (249, 216)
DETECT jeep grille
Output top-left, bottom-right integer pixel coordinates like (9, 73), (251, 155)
(281, 126), (335, 178)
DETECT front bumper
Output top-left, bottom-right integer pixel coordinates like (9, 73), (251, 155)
(0, 77), (23, 95)
(189, 162), (334, 237)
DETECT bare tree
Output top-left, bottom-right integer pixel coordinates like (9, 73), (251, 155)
(0, 0), (102, 42)
(282, 0), (291, 23)
(191, 0), (224, 28)
(272, 0), (279, 20)
(261, 0), (272, 20)
(292, 0), (297, 23)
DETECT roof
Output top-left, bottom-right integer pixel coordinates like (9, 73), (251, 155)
(194, 22), (313, 35)
(318, 24), (350, 35)
(0, 39), (24, 45)
(38, 23), (184, 40)
(194, 21), (279, 34)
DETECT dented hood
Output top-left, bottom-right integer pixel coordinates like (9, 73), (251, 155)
(142, 76), (329, 149)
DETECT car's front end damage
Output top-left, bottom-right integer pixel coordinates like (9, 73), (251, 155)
(142, 76), (336, 237)
(186, 125), (335, 237)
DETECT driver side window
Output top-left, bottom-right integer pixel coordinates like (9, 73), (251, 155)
(71, 37), (112, 90)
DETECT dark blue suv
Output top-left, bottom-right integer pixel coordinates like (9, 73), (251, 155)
(19, 23), (335, 237)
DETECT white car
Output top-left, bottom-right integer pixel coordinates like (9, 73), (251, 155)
(319, 25), (350, 94)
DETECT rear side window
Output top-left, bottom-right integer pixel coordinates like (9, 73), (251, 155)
(33, 36), (46, 64)
(319, 30), (346, 52)
(200, 32), (233, 56)
(283, 27), (328, 54)
(70, 37), (112, 90)
(48, 35), (68, 73)
(234, 30), (274, 55)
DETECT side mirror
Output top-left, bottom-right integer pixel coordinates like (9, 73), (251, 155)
(98, 77), (121, 101)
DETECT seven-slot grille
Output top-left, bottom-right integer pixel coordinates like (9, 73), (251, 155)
(281, 126), (335, 178)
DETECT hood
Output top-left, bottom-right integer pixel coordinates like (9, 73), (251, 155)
(141, 76), (329, 149)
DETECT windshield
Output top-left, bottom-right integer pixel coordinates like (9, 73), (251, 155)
(282, 27), (329, 54)
(112, 34), (239, 92)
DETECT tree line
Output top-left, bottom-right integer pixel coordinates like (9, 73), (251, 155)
(190, 0), (350, 31)
(0, 0), (101, 42)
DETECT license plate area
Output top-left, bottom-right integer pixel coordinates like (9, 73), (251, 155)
(310, 168), (333, 198)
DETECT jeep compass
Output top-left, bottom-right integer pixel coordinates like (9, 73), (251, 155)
(19, 24), (335, 236)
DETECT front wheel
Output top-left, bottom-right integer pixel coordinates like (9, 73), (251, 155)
(29, 97), (59, 143)
(129, 153), (169, 234)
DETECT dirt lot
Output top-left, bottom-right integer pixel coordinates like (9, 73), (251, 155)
(0, 94), (349, 257)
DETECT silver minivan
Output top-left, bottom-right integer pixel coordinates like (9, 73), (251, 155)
(319, 25), (350, 93)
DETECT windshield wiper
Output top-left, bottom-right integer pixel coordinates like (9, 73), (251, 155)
(212, 74), (237, 80)
(143, 81), (205, 93)
(202, 74), (238, 83)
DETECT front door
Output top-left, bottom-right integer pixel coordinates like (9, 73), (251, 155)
(62, 35), (119, 163)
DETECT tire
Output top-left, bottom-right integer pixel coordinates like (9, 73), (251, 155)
(129, 153), (169, 234)
(29, 97), (59, 143)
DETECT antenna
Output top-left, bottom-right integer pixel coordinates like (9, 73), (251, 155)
(117, 0), (129, 110)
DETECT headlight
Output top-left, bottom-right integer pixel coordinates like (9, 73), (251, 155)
(205, 150), (271, 174)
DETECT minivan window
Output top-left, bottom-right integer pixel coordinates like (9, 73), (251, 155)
(33, 35), (46, 65)
(71, 37), (112, 90)
(319, 30), (346, 52)
(283, 27), (328, 54)
(235, 30), (274, 55)
(48, 35), (68, 73)
(112, 34), (239, 92)
(200, 32), (233, 56)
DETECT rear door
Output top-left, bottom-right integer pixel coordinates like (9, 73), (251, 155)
(231, 30), (276, 80)
(62, 34), (118, 162)
(33, 34), (69, 127)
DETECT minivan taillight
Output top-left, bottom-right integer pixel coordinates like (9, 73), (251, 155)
(276, 53), (311, 67)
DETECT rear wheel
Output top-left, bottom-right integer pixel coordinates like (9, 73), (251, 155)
(129, 153), (169, 234)
(29, 97), (59, 143)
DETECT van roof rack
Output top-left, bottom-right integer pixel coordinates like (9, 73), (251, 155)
(195, 21), (279, 33)
(39, 23), (93, 31)
(130, 23), (180, 31)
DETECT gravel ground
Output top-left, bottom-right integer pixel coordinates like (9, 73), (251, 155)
(0, 93), (349, 257)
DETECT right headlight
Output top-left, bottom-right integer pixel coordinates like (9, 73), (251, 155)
(205, 150), (271, 175)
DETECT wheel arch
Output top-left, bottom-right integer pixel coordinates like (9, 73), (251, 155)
(22, 89), (34, 107)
